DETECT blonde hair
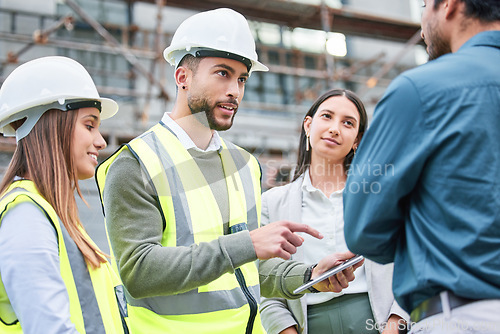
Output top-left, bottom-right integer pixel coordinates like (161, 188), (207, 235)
(0, 109), (107, 268)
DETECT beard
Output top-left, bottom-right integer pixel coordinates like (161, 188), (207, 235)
(423, 21), (452, 61)
(426, 36), (452, 61)
(187, 95), (237, 131)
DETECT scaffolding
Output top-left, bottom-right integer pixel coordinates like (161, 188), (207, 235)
(0, 0), (423, 186)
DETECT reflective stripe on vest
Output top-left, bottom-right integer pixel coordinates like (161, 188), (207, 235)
(0, 180), (128, 334)
(96, 123), (264, 333)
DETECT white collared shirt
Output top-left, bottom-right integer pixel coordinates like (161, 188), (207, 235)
(301, 170), (368, 305)
(161, 113), (222, 152)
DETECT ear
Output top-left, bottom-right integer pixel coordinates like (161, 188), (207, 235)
(352, 134), (362, 151)
(303, 116), (312, 135)
(174, 66), (190, 90)
(443, 0), (460, 20)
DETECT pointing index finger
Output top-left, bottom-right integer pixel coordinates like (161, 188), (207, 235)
(287, 222), (323, 239)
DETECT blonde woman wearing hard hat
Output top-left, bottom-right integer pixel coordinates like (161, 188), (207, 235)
(95, 7), (353, 334)
(0, 56), (128, 333)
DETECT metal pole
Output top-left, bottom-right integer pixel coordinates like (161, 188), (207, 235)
(358, 29), (422, 97)
(62, 0), (170, 101)
(0, 16), (73, 72)
(321, 0), (335, 88)
(142, 0), (166, 124)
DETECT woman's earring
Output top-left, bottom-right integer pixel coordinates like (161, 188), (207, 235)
(306, 133), (310, 151)
(353, 146), (357, 155)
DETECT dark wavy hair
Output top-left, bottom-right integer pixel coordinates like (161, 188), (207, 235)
(292, 89), (368, 182)
(433, 0), (500, 21)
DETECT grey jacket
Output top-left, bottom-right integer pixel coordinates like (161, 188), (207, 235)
(259, 176), (409, 334)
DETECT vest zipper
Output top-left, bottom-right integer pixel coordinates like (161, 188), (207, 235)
(235, 268), (258, 334)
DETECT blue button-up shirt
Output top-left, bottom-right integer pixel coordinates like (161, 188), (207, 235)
(344, 31), (500, 313)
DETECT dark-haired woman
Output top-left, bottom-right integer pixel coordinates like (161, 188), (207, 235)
(259, 89), (408, 334)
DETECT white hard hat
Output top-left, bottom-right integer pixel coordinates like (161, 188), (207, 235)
(0, 56), (118, 141)
(163, 8), (268, 74)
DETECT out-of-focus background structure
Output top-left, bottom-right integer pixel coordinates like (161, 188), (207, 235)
(0, 0), (426, 250)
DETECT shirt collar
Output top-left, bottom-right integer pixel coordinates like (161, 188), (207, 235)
(458, 30), (500, 52)
(161, 112), (222, 152)
(301, 168), (344, 196)
(301, 169), (317, 193)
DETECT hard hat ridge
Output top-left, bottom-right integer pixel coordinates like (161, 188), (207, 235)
(163, 8), (268, 74)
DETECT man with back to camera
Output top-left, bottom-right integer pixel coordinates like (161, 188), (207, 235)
(343, 0), (500, 333)
(97, 8), (358, 334)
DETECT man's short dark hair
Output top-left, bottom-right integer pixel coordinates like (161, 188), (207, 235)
(434, 0), (500, 22)
(178, 54), (203, 74)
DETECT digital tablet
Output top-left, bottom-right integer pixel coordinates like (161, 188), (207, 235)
(293, 255), (364, 294)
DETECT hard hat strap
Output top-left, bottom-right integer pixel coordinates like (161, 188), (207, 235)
(65, 100), (102, 112)
(0, 99), (102, 142)
(194, 49), (252, 72)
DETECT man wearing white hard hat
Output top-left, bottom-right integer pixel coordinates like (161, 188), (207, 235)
(96, 8), (352, 333)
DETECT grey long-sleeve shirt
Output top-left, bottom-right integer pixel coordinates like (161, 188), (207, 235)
(102, 148), (258, 299)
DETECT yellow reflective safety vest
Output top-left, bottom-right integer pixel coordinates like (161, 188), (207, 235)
(0, 180), (129, 334)
(96, 123), (265, 334)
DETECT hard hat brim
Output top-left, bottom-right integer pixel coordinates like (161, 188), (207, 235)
(163, 46), (269, 73)
(250, 60), (269, 73)
(99, 97), (119, 120)
(1, 95), (118, 123)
